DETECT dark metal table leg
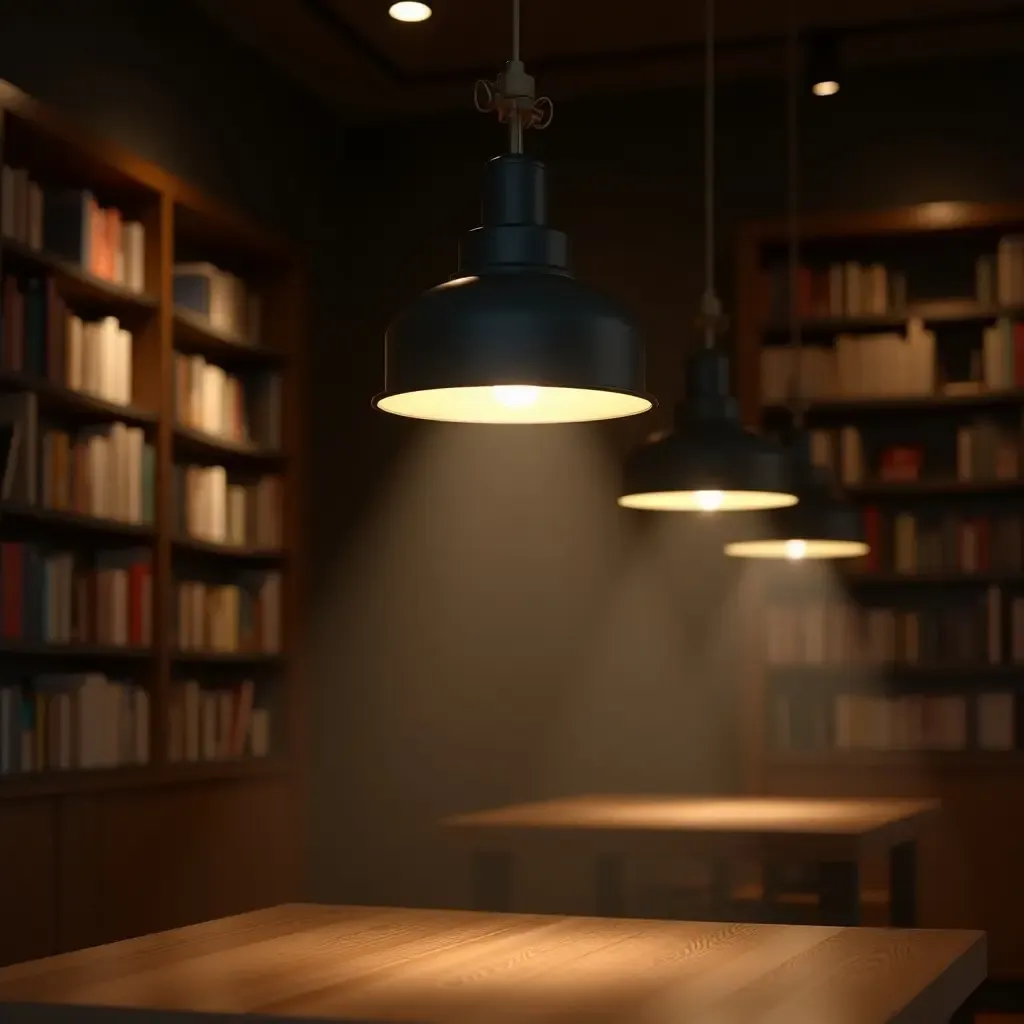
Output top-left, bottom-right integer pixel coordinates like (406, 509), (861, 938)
(889, 840), (917, 927)
(709, 859), (731, 921)
(595, 854), (625, 917)
(818, 860), (861, 926)
(472, 850), (513, 911)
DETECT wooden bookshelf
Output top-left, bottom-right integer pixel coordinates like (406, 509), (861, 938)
(0, 80), (306, 967)
(737, 199), (1024, 979)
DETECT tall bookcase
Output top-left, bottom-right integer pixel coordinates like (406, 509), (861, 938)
(0, 81), (307, 966)
(737, 200), (1024, 979)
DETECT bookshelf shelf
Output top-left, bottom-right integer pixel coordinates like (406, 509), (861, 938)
(173, 308), (286, 366)
(767, 750), (1024, 771)
(0, 756), (289, 801)
(846, 479), (1024, 497)
(173, 425), (286, 465)
(842, 571), (1022, 587)
(0, 643), (153, 660)
(170, 650), (284, 666)
(763, 388), (1024, 419)
(1, 502), (154, 540)
(0, 371), (158, 427)
(768, 663), (1023, 681)
(2, 237), (160, 317)
(173, 536), (284, 562)
(763, 298), (1024, 336)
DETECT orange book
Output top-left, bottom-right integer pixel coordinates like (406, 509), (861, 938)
(106, 208), (122, 283)
(86, 196), (103, 276)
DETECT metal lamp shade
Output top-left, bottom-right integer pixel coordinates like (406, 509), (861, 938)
(724, 433), (868, 558)
(618, 348), (797, 511)
(374, 155), (652, 424)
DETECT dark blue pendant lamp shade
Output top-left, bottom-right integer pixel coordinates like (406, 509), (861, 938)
(724, 431), (868, 558)
(375, 155), (652, 423)
(373, 0), (652, 426)
(619, 347), (797, 511)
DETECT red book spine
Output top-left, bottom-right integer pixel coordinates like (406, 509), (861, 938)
(1, 543), (23, 639)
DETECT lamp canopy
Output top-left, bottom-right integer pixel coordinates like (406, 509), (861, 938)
(618, 347), (797, 511)
(375, 155), (652, 424)
(724, 431), (868, 558)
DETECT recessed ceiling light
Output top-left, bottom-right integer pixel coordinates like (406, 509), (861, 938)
(389, 1), (432, 22)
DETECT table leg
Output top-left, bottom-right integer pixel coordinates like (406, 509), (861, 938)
(817, 860), (861, 926)
(889, 840), (917, 927)
(472, 851), (512, 912)
(595, 854), (625, 917)
(709, 859), (731, 920)
(760, 861), (783, 923)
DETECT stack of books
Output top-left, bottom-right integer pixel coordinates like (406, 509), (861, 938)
(173, 263), (260, 343)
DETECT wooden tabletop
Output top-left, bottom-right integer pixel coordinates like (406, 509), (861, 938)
(444, 795), (941, 858)
(0, 904), (983, 1024)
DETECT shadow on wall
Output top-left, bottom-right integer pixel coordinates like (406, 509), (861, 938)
(311, 421), (748, 911)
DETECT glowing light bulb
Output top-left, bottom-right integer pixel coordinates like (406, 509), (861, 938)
(389, 2), (432, 22)
(492, 385), (539, 410)
(812, 80), (839, 97)
(785, 539), (808, 560)
(695, 490), (724, 512)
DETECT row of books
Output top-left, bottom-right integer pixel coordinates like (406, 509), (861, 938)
(174, 263), (261, 344)
(1, 168), (146, 292)
(807, 420), (1024, 487)
(761, 322), (937, 404)
(39, 421), (155, 524)
(1, 275), (134, 406)
(855, 509), (1024, 575)
(0, 544), (152, 647)
(173, 352), (282, 449)
(0, 675), (150, 774)
(0, 393), (156, 518)
(167, 679), (270, 762)
(764, 588), (1022, 666)
(977, 238), (1024, 307)
(764, 262), (906, 321)
(175, 573), (282, 654)
(173, 465), (282, 548)
(771, 689), (1014, 753)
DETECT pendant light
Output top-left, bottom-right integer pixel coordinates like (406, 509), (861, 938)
(373, 0), (652, 424)
(618, 0), (796, 512)
(725, 12), (867, 560)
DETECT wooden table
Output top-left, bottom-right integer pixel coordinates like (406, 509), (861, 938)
(0, 904), (985, 1024)
(445, 795), (940, 927)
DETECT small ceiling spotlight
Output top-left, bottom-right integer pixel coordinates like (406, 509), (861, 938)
(389, 2), (432, 23)
(807, 30), (841, 97)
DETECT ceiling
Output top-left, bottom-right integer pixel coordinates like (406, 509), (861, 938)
(195, 0), (1024, 118)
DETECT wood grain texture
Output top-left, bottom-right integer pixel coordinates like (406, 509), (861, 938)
(0, 904), (985, 1024)
(445, 795), (940, 858)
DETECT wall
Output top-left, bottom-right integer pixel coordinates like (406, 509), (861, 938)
(310, 51), (1024, 913)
